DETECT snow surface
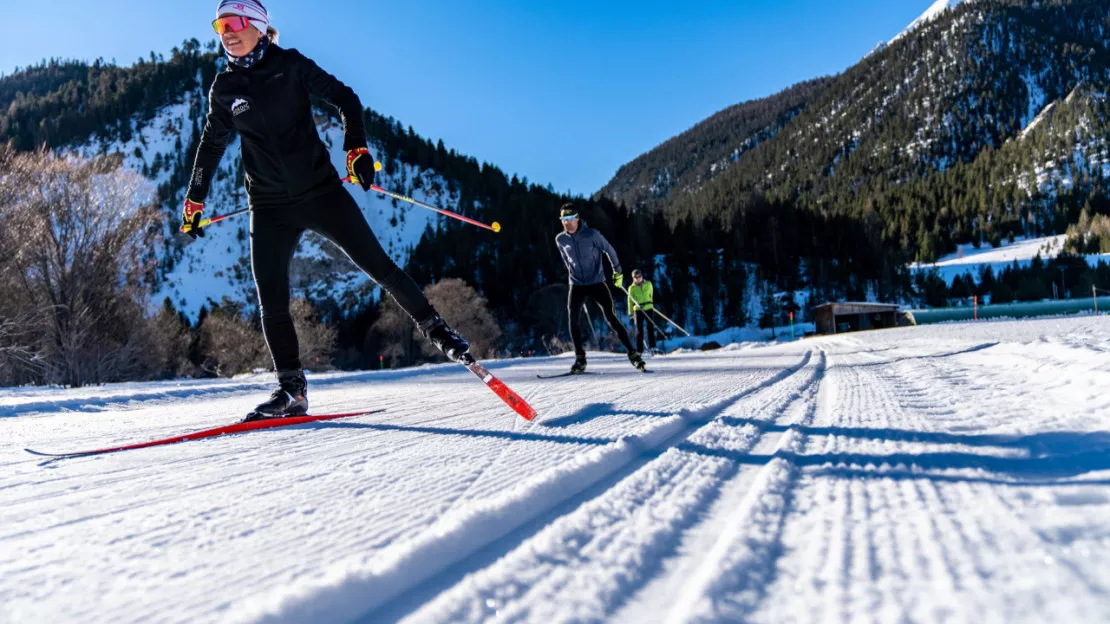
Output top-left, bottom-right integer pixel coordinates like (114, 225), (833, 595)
(911, 234), (1110, 284)
(5, 315), (1110, 622)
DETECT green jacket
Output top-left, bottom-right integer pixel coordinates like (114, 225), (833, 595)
(627, 281), (655, 315)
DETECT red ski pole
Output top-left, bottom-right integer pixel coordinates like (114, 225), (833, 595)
(345, 161), (502, 233)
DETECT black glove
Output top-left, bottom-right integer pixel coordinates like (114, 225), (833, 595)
(345, 147), (376, 191)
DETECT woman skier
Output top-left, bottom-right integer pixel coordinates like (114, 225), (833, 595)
(183, 0), (470, 420)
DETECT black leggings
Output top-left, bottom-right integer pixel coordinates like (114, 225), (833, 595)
(567, 282), (636, 357)
(251, 186), (434, 372)
(633, 309), (659, 352)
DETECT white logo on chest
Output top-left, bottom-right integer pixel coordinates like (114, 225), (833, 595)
(231, 98), (251, 116)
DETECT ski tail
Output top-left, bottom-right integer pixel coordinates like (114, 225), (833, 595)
(537, 371), (596, 379)
(464, 359), (537, 420)
(24, 409), (385, 458)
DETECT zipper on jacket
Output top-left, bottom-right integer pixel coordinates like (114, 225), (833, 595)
(571, 230), (585, 284)
(247, 63), (292, 200)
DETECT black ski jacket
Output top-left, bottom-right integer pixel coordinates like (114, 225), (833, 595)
(187, 44), (366, 208)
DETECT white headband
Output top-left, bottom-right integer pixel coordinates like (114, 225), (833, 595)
(217, 0), (270, 34)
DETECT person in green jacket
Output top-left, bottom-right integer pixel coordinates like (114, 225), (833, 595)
(627, 269), (660, 353)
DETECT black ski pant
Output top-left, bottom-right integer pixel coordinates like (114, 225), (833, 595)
(633, 309), (659, 352)
(567, 282), (636, 358)
(251, 186), (434, 373)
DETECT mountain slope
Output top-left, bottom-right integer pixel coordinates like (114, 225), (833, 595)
(890, 0), (968, 44)
(6, 1), (1110, 348)
(599, 0), (1110, 263)
(596, 78), (831, 213)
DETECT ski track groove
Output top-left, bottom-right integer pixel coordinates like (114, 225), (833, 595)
(3, 351), (807, 624)
(748, 335), (1110, 623)
(650, 350), (828, 624)
(396, 350), (825, 624)
(230, 351), (816, 624)
(7, 319), (1110, 623)
(432, 362), (790, 519)
(435, 371), (665, 520)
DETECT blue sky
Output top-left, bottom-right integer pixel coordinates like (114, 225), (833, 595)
(0, 1), (932, 195)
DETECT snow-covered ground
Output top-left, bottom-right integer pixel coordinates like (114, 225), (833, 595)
(911, 234), (1110, 284)
(4, 316), (1110, 623)
(660, 322), (817, 352)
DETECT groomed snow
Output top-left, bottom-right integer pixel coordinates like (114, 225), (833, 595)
(4, 315), (1110, 623)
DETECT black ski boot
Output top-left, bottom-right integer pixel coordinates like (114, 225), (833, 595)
(244, 370), (308, 422)
(570, 355), (587, 374)
(629, 352), (647, 372)
(419, 313), (471, 363)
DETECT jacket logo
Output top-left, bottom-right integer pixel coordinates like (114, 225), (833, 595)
(231, 98), (251, 116)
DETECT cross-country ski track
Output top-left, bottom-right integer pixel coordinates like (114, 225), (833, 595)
(3, 316), (1110, 623)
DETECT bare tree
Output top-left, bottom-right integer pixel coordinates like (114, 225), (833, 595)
(369, 278), (503, 368)
(0, 146), (163, 386)
(422, 279), (502, 360)
(369, 295), (420, 369)
(291, 298), (337, 371)
(139, 298), (199, 379)
(0, 313), (43, 386)
(197, 300), (269, 377)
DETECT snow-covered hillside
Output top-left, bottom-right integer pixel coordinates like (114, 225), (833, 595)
(912, 234), (1110, 284)
(4, 315), (1110, 622)
(80, 79), (465, 320)
(890, 0), (968, 44)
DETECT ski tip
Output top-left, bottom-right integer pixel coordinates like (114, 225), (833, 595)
(25, 448), (66, 458)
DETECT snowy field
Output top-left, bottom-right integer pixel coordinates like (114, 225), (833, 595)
(910, 234), (1110, 285)
(4, 316), (1110, 623)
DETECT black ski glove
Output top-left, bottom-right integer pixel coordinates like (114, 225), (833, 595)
(345, 147), (376, 191)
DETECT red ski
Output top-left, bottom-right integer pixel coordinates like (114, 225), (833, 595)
(463, 358), (537, 421)
(24, 409), (385, 458)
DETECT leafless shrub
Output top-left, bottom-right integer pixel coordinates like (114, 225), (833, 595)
(197, 300), (269, 377)
(139, 299), (200, 379)
(0, 145), (163, 386)
(421, 278), (502, 360)
(370, 278), (502, 367)
(291, 298), (337, 371)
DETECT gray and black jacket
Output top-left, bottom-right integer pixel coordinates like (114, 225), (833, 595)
(555, 223), (623, 286)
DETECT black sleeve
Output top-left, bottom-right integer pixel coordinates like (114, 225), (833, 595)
(186, 80), (233, 204)
(292, 49), (367, 152)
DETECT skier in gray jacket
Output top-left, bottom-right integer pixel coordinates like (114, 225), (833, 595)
(555, 204), (645, 374)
